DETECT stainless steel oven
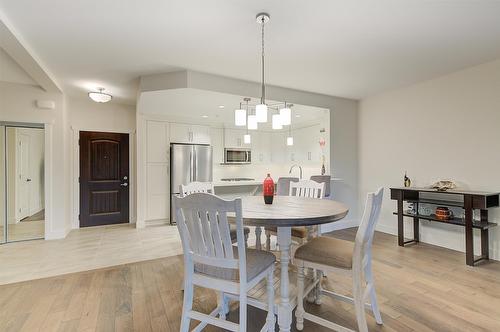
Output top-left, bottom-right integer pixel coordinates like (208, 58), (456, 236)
(224, 148), (251, 164)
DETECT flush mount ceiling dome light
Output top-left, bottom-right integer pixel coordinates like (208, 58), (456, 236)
(88, 87), (112, 103)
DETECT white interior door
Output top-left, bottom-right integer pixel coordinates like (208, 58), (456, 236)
(17, 133), (31, 221)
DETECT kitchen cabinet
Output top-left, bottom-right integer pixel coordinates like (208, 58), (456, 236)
(146, 163), (169, 220)
(170, 123), (210, 144)
(146, 121), (169, 163)
(252, 131), (272, 164)
(210, 127), (224, 164)
(224, 128), (248, 148)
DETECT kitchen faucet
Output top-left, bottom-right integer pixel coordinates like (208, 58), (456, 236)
(289, 164), (303, 179)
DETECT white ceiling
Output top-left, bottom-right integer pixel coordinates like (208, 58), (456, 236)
(139, 88), (328, 131)
(2, 0), (500, 104)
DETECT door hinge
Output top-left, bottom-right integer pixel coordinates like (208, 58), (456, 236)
(78, 177), (80, 183)
(78, 214), (80, 220)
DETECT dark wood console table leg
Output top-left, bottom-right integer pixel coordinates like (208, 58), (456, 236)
(480, 210), (489, 261)
(397, 197), (404, 246)
(464, 195), (474, 266)
(413, 202), (420, 243)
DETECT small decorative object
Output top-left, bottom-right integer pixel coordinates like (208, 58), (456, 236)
(419, 205), (433, 216)
(263, 173), (274, 204)
(406, 203), (416, 214)
(404, 171), (411, 187)
(431, 180), (456, 192)
(435, 206), (453, 220)
(319, 138), (326, 175)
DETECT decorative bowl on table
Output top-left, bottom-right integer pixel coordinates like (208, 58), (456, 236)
(431, 180), (456, 192)
(435, 206), (453, 220)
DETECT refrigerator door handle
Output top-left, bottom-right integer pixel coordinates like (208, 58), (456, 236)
(192, 147), (196, 182)
(189, 150), (193, 182)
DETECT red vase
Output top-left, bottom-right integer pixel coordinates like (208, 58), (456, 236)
(263, 173), (274, 204)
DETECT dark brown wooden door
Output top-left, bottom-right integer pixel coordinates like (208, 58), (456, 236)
(80, 131), (129, 227)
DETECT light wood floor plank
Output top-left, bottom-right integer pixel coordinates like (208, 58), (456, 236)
(1, 228), (499, 331)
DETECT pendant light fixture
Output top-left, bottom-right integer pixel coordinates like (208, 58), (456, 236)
(280, 102), (291, 126)
(234, 102), (246, 126)
(286, 105), (294, 145)
(88, 87), (112, 103)
(256, 13), (270, 123)
(243, 98), (251, 143)
(272, 113), (283, 129)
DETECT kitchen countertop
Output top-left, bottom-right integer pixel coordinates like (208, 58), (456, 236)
(213, 177), (343, 187)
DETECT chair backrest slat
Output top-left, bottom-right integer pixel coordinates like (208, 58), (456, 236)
(354, 187), (384, 262)
(180, 181), (215, 197)
(174, 193), (242, 271)
(290, 179), (325, 199)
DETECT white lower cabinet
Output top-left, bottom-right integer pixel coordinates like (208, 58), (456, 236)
(146, 163), (169, 221)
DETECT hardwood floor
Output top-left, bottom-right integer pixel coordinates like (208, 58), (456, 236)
(0, 224), (182, 285)
(1, 228), (499, 331)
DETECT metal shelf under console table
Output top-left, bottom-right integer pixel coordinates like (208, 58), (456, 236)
(390, 187), (499, 266)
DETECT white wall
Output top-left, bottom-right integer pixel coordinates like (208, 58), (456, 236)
(0, 81), (68, 239)
(359, 58), (500, 261)
(66, 97), (137, 228)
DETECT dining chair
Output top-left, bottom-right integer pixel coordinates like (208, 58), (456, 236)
(173, 193), (276, 332)
(181, 181), (250, 247)
(265, 179), (325, 250)
(310, 175), (331, 198)
(294, 187), (384, 332)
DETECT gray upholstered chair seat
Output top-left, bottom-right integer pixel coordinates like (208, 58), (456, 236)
(294, 236), (353, 270)
(195, 247), (276, 282)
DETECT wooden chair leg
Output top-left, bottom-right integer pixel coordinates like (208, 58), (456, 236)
(255, 226), (262, 250)
(265, 230), (272, 251)
(353, 272), (368, 332)
(239, 292), (247, 332)
(180, 277), (194, 332)
(266, 267), (276, 331)
(295, 265), (305, 331)
(315, 270), (323, 305)
(365, 263), (383, 324)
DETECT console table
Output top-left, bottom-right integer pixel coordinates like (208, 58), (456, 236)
(390, 187), (499, 266)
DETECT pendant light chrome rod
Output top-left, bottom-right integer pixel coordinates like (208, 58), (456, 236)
(256, 13), (270, 105)
(261, 16), (265, 104)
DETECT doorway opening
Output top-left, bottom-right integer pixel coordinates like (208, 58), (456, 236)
(1, 123), (45, 243)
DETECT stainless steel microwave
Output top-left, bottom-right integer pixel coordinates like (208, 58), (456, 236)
(224, 148), (251, 164)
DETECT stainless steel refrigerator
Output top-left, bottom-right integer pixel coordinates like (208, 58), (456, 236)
(170, 143), (213, 223)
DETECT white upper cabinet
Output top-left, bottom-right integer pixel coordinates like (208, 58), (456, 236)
(170, 123), (211, 144)
(224, 128), (247, 148)
(210, 127), (224, 164)
(147, 121), (169, 163)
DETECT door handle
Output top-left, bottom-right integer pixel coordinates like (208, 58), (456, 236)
(26, 178), (32, 182)
(120, 183), (128, 187)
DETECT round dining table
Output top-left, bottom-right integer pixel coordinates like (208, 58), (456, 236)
(239, 195), (349, 332)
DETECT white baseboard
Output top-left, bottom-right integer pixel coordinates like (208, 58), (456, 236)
(44, 228), (70, 240)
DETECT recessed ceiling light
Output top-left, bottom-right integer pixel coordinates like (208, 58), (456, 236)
(201, 115), (209, 118)
(218, 105), (225, 109)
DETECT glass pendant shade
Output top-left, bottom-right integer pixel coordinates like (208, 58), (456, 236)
(280, 107), (291, 126)
(234, 109), (246, 126)
(256, 104), (268, 123)
(247, 115), (258, 130)
(272, 114), (283, 129)
(244, 134), (251, 144)
(287, 136), (294, 146)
